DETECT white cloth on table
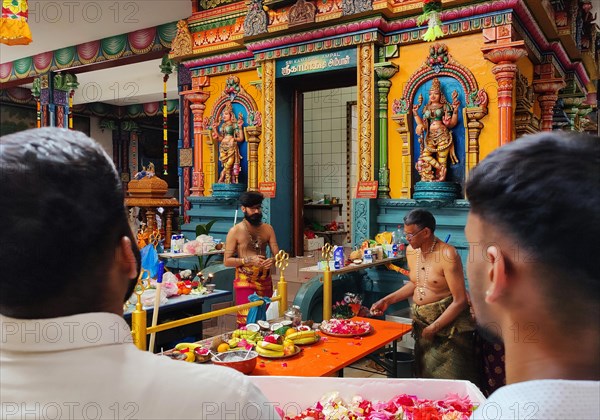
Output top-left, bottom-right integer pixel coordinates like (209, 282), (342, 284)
(0, 312), (277, 419)
(471, 379), (600, 420)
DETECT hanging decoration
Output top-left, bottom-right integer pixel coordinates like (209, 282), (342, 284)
(417, 0), (444, 42)
(159, 55), (175, 176)
(1, 0), (32, 45)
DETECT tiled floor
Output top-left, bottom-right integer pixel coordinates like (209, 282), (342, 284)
(343, 358), (388, 378)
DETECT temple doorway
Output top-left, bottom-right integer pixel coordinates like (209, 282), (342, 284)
(277, 69), (357, 256)
(302, 87), (357, 253)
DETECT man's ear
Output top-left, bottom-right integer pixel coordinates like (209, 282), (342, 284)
(117, 236), (138, 280)
(485, 245), (508, 304)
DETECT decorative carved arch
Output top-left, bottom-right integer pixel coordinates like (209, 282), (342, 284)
(392, 43), (488, 198)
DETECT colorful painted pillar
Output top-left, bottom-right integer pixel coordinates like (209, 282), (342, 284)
(262, 60), (276, 183)
(245, 125), (262, 192)
(533, 64), (566, 132)
(39, 74), (51, 127)
(482, 41), (527, 145)
(184, 76), (210, 197)
(30, 78), (41, 128)
(374, 62), (398, 199)
(52, 73), (78, 128)
(178, 66), (192, 223)
(357, 43), (376, 182)
(67, 76), (79, 129)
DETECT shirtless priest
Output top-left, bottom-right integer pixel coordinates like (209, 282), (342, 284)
(224, 191), (279, 326)
(370, 209), (479, 385)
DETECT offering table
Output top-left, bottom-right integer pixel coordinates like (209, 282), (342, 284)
(250, 317), (411, 377)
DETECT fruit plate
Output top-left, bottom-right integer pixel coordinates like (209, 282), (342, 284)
(258, 345), (302, 359)
(293, 334), (321, 346)
(319, 325), (373, 337)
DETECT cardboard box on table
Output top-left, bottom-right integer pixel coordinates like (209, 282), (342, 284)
(304, 236), (324, 251)
(249, 377), (485, 414)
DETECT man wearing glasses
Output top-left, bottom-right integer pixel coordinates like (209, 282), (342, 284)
(370, 209), (479, 385)
(224, 191), (279, 326)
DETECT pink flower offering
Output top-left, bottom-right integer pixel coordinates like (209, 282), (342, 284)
(281, 392), (475, 420)
(320, 319), (371, 335)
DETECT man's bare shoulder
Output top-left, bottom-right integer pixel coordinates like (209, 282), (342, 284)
(262, 223), (276, 235)
(227, 223), (245, 238)
(439, 242), (461, 265)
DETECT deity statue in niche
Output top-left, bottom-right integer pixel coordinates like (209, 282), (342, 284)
(211, 101), (245, 184)
(412, 77), (460, 182)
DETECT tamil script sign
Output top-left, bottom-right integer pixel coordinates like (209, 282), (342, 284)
(276, 49), (357, 78)
(356, 181), (378, 199)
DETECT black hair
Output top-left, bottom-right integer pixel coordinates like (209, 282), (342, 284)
(466, 132), (600, 314)
(404, 209), (436, 232)
(0, 128), (136, 318)
(239, 191), (264, 208)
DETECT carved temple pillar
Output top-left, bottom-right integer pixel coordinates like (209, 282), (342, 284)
(533, 64), (566, 132)
(245, 126), (262, 191)
(39, 75), (51, 127)
(482, 42), (527, 145)
(185, 90), (210, 196)
(464, 105), (487, 173)
(390, 111), (411, 199)
(263, 60), (276, 182)
(374, 62), (399, 199)
(562, 97), (594, 132)
(50, 73), (79, 129)
(514, 71), (539, 137)
(357, 43), (375, 182)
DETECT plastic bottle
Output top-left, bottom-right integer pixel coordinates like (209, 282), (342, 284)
(392, 225), (404, 258)
(392, 225), (403, 244)
(333, 246), (344, 270)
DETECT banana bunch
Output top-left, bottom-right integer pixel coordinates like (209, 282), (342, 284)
(228, 336), (258, 349)
(286, 330), (319, 345)
(232, 329), (261, 341)
(256, 340), (284, 357)
(173, 342), (202, 362)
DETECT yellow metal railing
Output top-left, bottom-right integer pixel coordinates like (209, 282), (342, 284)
(131, 250), (290, 351)
(321, 243), (333, 321)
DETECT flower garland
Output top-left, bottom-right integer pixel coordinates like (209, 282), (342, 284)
(159, 55), (175, 176)
(1, 0), (32, 45)
(416, 0), (444, 42)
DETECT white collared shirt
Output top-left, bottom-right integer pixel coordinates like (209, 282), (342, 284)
(1, 312), (277, 419)
(471, 379), (600, 420)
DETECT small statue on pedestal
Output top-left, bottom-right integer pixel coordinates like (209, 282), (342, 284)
(212, 101), (245, 184)
(412, 78), (460, 182)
